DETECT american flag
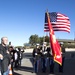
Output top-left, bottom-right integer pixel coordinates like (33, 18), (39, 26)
(44, 12), (70, 32)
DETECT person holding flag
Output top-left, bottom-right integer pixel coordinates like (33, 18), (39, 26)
(46, 11), (62, 66)
(59, 43), (65, 73)
(44, 10), (70, 73)
(41, 42), (47, 73)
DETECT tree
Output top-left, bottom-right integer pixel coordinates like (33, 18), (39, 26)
(39, 37), (44, 45)
(23, 43), (31, 49)
(29, 34), (40, 46)
(45, 35), (50, 43)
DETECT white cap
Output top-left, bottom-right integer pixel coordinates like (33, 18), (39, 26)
(43, 42), (47, 46)
(36, 43), (40, 46)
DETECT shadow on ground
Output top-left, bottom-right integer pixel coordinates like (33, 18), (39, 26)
(14, 72), (21, 75)
(14, 52), (75, 75)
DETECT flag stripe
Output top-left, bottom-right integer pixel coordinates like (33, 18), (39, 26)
(44, 23), (70, 32)
(44, 12), (70, 32)
(44, 28), (70, 32)
(45, 25), (70, 29)
(45, 23), (70, 27)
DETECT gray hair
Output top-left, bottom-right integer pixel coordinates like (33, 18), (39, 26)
(1, 37), (8, 43)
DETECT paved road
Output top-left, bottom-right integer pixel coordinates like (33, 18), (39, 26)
(14, 52), (75, 75)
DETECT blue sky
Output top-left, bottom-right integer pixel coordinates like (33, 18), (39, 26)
(0, 0), (75, 46)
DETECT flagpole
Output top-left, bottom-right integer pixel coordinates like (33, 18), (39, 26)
(46, 10), (51, 46)
(74, 32), (75, 41)
(46, 10), (62, 65)
(43, 9), (48, 45)
(43, 32), (45, 43)
(43, 10), (48, 50)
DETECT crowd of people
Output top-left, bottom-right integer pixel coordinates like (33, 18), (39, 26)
(0, 37), (24, 75)
(8, 46), (24, 74)
(32, 42), (65, 74)
(0, 37), (65, 75)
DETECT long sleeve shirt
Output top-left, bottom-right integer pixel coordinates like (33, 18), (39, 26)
(0, 44), (11, 73)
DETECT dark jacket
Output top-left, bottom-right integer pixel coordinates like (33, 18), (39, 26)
(10, 49), (18, 62)
(17, 51), (23, 60)
(46, 47), (53, 58)
(61, 47), (65, 58)
(32, 48), (41, 60)
(0, 44), (10, 73)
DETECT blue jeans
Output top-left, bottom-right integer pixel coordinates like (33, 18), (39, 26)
(3, 70), (9, 75)
(34, 59), (40, 73)
(49, 59), (54, 73)
(42, 58), (46, 72)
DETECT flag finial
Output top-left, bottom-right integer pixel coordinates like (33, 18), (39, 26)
(46, 9), (48, 13)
